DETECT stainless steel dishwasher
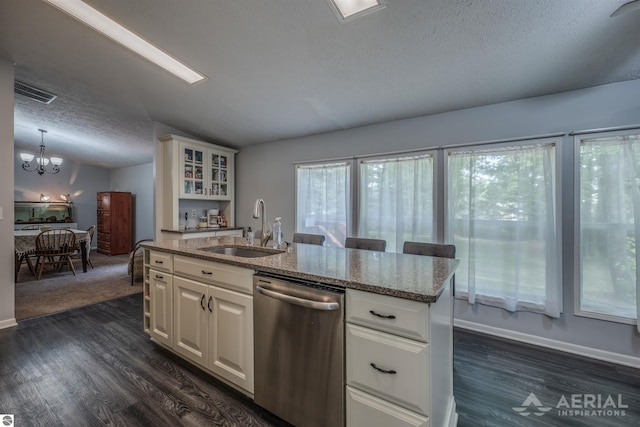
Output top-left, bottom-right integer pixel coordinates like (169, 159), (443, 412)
(253, 272), (344, 427)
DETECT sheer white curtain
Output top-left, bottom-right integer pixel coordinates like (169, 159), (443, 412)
(296, 161), (351, 247)
(579, 134), (640, 331)
(358, 154), (434, 253)
(447, 141), (561, 317)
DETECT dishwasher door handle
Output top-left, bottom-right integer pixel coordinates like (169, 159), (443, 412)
(256, 285), (340, 311)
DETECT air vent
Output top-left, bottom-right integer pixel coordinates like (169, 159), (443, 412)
(14, 81), (57, 104)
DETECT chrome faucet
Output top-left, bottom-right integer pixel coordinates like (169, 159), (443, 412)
(253, 198), (271, 246)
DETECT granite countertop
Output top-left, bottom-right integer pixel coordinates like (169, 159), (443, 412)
(161, 227), (244, 234)
(141, 236), (459, 303)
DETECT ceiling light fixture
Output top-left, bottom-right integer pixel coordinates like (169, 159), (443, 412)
(328, 0), (386, 21)
(42, 0), (207, 85)
(20, 129), (63, 175)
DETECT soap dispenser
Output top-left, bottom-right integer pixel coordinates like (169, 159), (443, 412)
(272, 217), (283, 249)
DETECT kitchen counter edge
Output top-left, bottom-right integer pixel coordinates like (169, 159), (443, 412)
(140, 238), (459, 304)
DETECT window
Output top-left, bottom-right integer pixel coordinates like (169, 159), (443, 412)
(358, 153), (435, 253)
(296, 161), (351, 247)
(447, 140), (561, 317)
(577, 132), (639, 326)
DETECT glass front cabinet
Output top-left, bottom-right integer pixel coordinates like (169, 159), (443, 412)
(179, 141), (233, 200)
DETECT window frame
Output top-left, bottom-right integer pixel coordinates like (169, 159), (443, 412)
(573, 129), (639, 326)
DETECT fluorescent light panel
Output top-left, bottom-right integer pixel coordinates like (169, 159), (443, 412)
(328, 0), (386, 21)
(43, 0), (207, 84)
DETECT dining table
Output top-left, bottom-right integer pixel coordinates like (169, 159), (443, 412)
(14, 229), (91, 280)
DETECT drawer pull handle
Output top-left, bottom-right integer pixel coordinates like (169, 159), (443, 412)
(370, 363), (396, 375)
(200, 295), (206, 310)
(154, 260), (163, 264)
(202, 270), (213, 275)
(155, 274), (163, 279)
(369, 310), (396, 320)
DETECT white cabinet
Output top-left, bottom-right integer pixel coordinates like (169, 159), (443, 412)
(145, 249), (255, 394)
(345, 288), (456, 427)
(207, 285), (253, 392)
(347, 387), (429, 427)
(179, 141), (233, 200)
(157, 134), (238, 238)
(149, 267), (173, 348)
(173, 276), (208, 365)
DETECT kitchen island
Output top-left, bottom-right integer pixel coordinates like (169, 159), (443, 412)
(141, 236), (459, 427)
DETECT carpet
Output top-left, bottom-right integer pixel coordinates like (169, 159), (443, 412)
(15, 252), (143, 321)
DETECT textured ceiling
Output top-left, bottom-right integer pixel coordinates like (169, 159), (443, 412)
(1, 0), (639, 169)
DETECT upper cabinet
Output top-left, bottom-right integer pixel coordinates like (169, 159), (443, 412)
(157, 135), (238, 235)
(180, 140), (233, 200)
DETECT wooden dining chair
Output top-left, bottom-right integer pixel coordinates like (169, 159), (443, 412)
(344, 237), (386, 252)
(15, 251), (36, 281)
(292, 233), (325, 245)
(128, 239), (153, 286)
(34, 229), (77, 280)
(15, 225), (41, 280)
(85, 225), (96, 268)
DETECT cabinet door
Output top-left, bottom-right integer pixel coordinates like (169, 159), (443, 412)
(150, 268), (173, 348)
(208, 150), (231, 201)
(208, 286), (254, 393)
(173, 277), (208, 366)
(180, 143), (207, 199)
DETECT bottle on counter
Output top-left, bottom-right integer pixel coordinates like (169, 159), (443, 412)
(272, 217), (282, 249)
(246, 227), (254, 246)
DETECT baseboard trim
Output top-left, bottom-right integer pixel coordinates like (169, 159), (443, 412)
(446, 396), (458, 427)
(454, 319), (640, 369)
(0, 317), (17, 329)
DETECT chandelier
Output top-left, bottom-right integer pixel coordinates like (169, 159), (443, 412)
(20, 129), (63, 175)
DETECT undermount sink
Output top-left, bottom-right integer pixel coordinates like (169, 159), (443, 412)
(201, 246), (280, 258)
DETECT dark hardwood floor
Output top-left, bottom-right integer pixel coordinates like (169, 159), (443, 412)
(0, 294), (290, 427)
(454, 328), (640, 427)
(1, 295), (638, 426)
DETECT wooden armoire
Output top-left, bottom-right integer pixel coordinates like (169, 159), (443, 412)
(97, 191), (132, 255)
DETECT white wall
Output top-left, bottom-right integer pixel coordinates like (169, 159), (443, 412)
(0, 59), (16, 328)
(236, 79), (640, 359)
(110, 162), (154, 242)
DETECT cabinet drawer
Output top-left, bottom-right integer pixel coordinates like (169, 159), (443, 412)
(149, 251), (173, 273)
(347, 386), (429, 427)
(346, 324), (429, 416)
(173, 255), (253, 294)
(346, 289), (430, 342)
